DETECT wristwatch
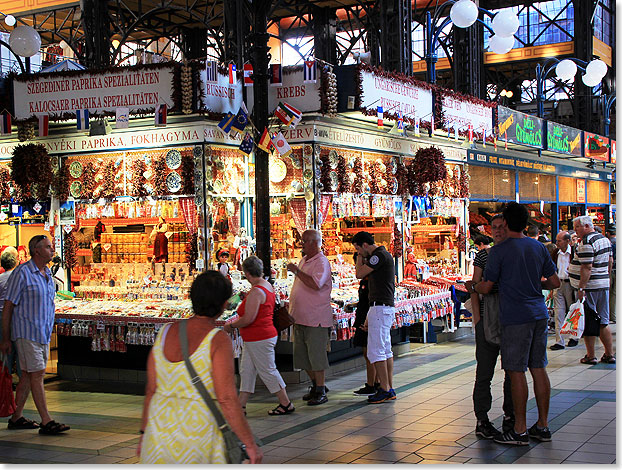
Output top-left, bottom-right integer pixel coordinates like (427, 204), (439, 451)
(470, 282), (478, 294)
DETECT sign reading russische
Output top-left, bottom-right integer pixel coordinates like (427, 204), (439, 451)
(546, 121), (582, 156)
(497, 105), (543, 149)
(13, 64), (176, 120)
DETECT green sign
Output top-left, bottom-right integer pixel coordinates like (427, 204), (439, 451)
(546, 121), (582, 156)
(497, 106), (543, 149)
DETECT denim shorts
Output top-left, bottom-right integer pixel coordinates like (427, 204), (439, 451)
(500, 319), (548, 372)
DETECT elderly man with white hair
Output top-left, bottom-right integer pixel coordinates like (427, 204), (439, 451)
(287, 229), (333, 406)
(568, 215), (615, 364)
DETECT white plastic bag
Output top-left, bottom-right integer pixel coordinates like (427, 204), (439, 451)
(560, 299), (584, 339)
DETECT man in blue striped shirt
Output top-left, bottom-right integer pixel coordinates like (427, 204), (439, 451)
(0, 235), (70, 435)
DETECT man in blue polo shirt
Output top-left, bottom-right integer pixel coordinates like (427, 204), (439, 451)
(466, 203), (560, 446)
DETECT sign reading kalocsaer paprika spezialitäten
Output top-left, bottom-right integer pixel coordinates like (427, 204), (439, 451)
(497, 105), (543, 149)
(546, 121), (582, 156)
(584, 132), (610, 162)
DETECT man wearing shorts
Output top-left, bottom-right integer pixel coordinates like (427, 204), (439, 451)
(353, 231), (396, 404)
(287, 229), (333, 406)
(468, 203), (559, 445)
(568, 216), (615, 364)
(0, 235), (70, 434)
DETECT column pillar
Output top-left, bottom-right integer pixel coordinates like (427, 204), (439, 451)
(82, 0), (111, 68)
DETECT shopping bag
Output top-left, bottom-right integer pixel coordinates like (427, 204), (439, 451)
(560, 300), (584, 339)
(0, 354), (16, 418)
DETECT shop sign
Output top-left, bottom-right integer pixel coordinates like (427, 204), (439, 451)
(198, 70), (243, 114)
(359, 70), (433, 122)
(441, 95), (493, 134)
(468, 150), (555, 173)
(267, 68), (322, 113)
(577, 179), (586, 203)
(13, 65), (176, 120)
(497, 106), (543, 149)
(584, 132), (610, 162)
(545, 121), (582, 156)
(611, 140), (616, 164)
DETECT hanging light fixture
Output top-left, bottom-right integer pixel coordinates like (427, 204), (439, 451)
(450, 0), (479, 28)
(9, 24), (41, 57)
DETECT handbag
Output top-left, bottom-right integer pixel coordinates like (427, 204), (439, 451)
(178, 320), (251, 464)
(273, 298), (295, 332)
(0, 353), (16, 418)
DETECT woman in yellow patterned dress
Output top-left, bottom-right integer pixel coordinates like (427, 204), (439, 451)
(138, 271), (262, 464)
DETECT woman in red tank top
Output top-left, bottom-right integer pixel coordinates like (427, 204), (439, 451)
(223, 256), (294, 416)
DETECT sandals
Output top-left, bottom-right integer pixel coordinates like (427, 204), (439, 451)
(7, 417), (39, 430)
(242, 406), (247, 416)
(38, 420), (70, 435)
(268, 402), (295, 416)
(580, 355), (598, 365)
(600, 354), (616, 364)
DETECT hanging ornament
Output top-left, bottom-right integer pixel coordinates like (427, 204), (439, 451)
(153, 154), (168, 195)
(53, 159), (70, 201)
(64, 231), (78, 270)
(181, 62), (193, 115)
(131, 159), (148, 198)
(82, 162), (96, 200)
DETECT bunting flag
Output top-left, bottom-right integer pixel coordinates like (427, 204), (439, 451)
(271, 131), (292, 157)
(429, 117), (435, 137)
(468, 124), (473, 143)
(414, 117), (420, 137)
(243, 63), (253, 86)
(230, 107), (249, 137)
(228, 63), (236, 85)
(155, 104), (167, 127)
(0, 113), (11, 135)
(377, 106), (383, 129)
(454, 123), (459, 141)
(303, 60), (316, 83)
(206, 60), (218, 83)
(257, 128), (274, 152)
(217, 112), (235, 135)
(397, 112), (404, 134)
(38, 115), (49, 137)
(238, 132), (254, 156)
(270, 64), (282, 86)
(274, 101), (302, 128)
(482, 128), (487, 148)
(116, 107), (129, 129)
(76, 109), (89, 130)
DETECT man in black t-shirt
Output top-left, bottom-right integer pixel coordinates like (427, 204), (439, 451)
(353, 231), (396, 404)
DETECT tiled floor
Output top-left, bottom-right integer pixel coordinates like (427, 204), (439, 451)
(0, 326), (615, 464)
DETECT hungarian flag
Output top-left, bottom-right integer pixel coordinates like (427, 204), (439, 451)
(38, 115), (49, 137)
(377, 106), (383, 129)
(155, 104), (167, 127)
(0, 113), (11, 135)
(257, 128), (274, 152)
(270, 64), (282, 86)
(274, 102), (302, 127)
(270, 131), (292, 157)
(76, 109), (89, 130)
(243, 63), (253, 86)
(228, 63), (236, 85)
(303, 60), (316, 83)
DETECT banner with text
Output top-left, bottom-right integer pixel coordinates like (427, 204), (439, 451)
(545, 121), (582, 156)
(267, 67), (322, 113)
(198, 69), (243, 114)
(497, 105), (544, 149)
(584, 132), (610, 162)
(441, 95), (493, 134)
(13, 65), (176, 119)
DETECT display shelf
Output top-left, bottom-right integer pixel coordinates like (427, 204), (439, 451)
(76, 249), (92, 256)
(79, 217), (185, 227)
(340, 226), (393, 234)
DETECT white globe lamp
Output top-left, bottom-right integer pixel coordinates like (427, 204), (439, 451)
(555, 59), (577, 81)
(450, 0), (479, 28)
(489, 35), (515, 54)
(4, 15), (16, 27)
(9, 25), (41, 57)
(492, 9), (520, 38)
(582, 73), (601, 88)
(59, 40), (68, 49)
(585, 59), (608, 80)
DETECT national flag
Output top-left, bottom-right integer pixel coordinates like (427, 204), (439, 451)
(155, 104), (167, 127)
(76, 109), (89, 130)
(429, 117), (435, 137)
(270, 64), (282, 86)
(38, 115), (49, 137)
(116, 107), (129, 129)
(270, 131), (292, 157)
(217, 112), (235, 135)
(257, 128), (274, 153)
(303, 60), (316, 83)
(274, 101), (302, 127)
(282, 102), (302, 127)
(483, 128), (487, 148)
(468, 124), (473, 143)
(206, 60), (218, 83)
(0, 113), (11, 135)
(238, 132), (254, 156)
(414, 117), (420, 137)
(397, 112), (404, 134)
(243, 63), (253, 86)
(454, 123), (459, 141)
(377, 106), (383, 129)
(228, 63), (236, 85)
(230, 107), (249, 137)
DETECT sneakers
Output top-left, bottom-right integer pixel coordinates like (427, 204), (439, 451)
(502, 415), (515, 434)
(388, 388), (397, 400)
(367, 388), (394, 404)
(307, 391), (328, 406)
(567, 339), (579, 347)
(353, 383), (378, 396)
(475, 420), (501, 439)
(549, 343), (565, 350)
(528, 423), (551, 442)
(493, 428), (529, 446)
(303, 384), (329, 401)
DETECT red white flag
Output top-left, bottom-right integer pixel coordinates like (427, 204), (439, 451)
(270, 131), (292, 157)
(243, 63), (253, 86)
(38, 115), (49, 137)
(228, 63), (236, 85)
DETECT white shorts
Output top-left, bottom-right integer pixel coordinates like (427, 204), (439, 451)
(15, 338), (48, 373)
(239, 336), (286, 394)
(366, 305), (395, 363)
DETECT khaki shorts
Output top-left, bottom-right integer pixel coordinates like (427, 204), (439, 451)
(293, 324), (330, 371)
(15, 338), (48, 373)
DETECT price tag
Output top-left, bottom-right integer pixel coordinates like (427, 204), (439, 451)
(44, 222), (50, 231)
(97, 320), (105, 330)
(195, 258), (205, 270)
(33, 202), (42, 213)
(103, 243), (112, 251)
(11, 205), (18, 213)
(63, 224), (73, 234)
(0, 213), (7, 222)
(165, 231), (173, 239)
(143, 275), (152, 286)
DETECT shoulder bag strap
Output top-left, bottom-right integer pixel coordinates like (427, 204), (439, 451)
(178, 320), (229, 430)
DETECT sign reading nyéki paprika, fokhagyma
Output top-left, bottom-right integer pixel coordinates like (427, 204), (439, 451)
(584, 132), (610, 162)
(13, 64), (176, 119)
(497, 105), (543, 149)
(545, 121), (582, 156)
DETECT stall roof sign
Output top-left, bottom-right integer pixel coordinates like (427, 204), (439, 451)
(584, 132), (610, 162)
(441, 94), (493, 134)
(546, 121), (582, 156)
(497, 105), (543, 149)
